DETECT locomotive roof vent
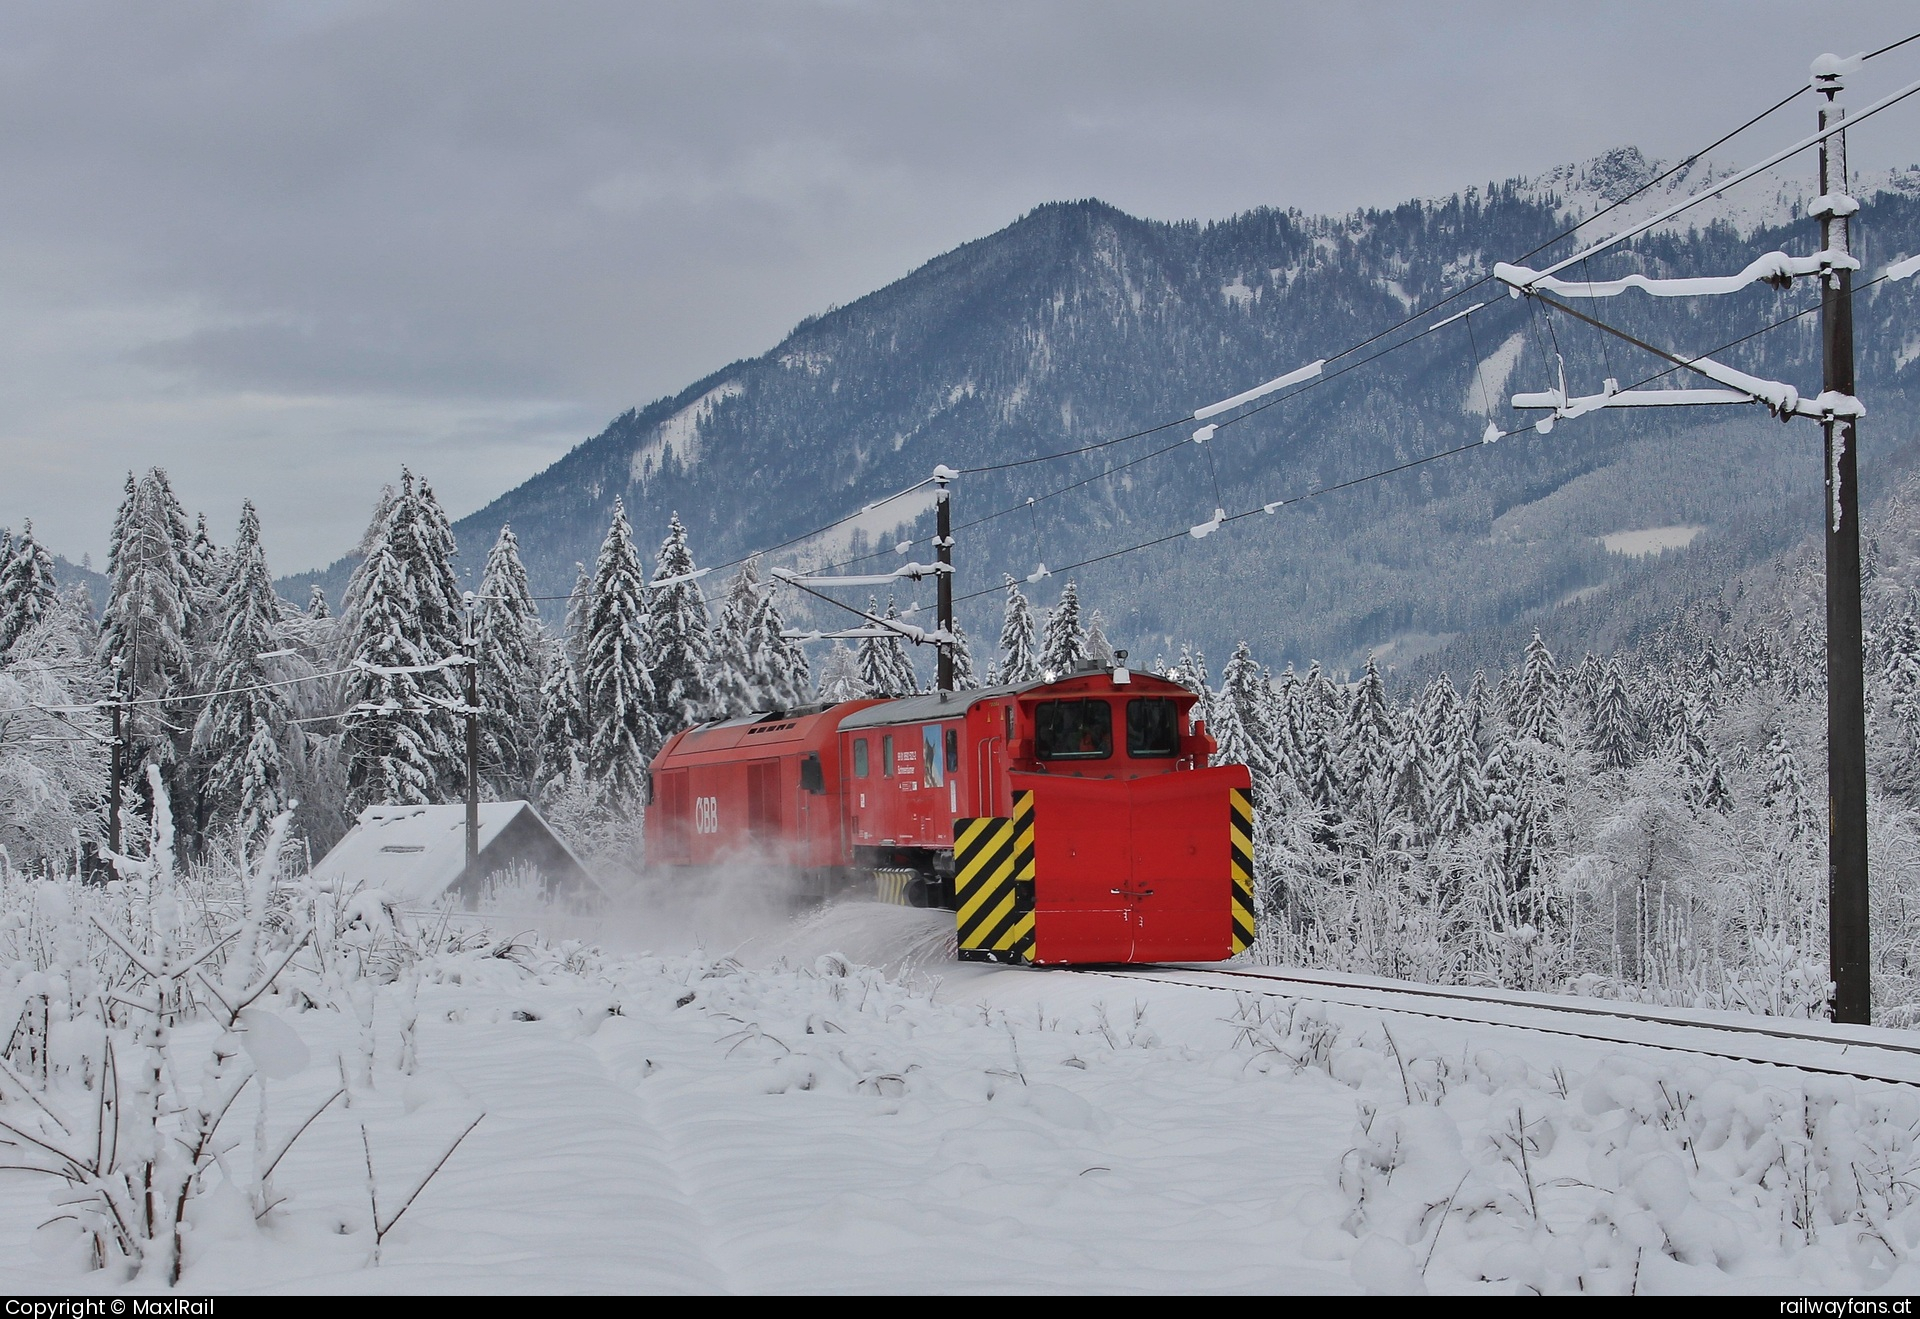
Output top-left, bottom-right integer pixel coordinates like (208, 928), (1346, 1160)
(1072, 658), (1105, 674)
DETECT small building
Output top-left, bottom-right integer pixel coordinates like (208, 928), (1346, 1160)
(312, 801), (599, 908)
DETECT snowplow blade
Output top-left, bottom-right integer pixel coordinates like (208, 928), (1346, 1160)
(953, 766), (1252, 965)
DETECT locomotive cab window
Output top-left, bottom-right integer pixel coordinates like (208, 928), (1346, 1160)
(1126, 698), (1180, 758)
(944, 727), (960, 774)
(853, 738), (869, 777)
(881, 734), (894, 777)
(1034, 699), (1113, 760)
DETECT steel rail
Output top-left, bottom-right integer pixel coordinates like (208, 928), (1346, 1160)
(1070, 963), (1920, 1086)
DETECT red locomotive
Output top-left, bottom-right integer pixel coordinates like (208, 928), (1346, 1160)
(642, 660), (1255, 965)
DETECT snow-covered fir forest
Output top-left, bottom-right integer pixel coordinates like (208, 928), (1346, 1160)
(3, 460), (1920, 1025)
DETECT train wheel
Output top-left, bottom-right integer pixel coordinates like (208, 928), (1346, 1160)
(872, 867), (917, 905)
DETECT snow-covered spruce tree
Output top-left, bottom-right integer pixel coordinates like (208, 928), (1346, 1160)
(305, 584), (329, 619)
(1760, 721), (1817, 841)
(1297, 664), (1345, 827)
(1339, 654), (1395, 818)
(759, 588), (814, 709)
(816, 641), (865, 701)
(646, 513), (716, 733)
(1039, 579), (1088, 675)
(1424, 691), (1488, 840)
(1212, 641), (1274, 783)
(857, 596), (918, 696)
(339, 524), (437, 810)
(1261, 665), (1298, 786)
(184, 511), (223, 673)
(0, 589), (107, 864)
(947, 618), (979, 691)
(535, 637), (587, 801)
(712, 562), (764, 718)
(1673, 693), (1733, 815)
(887, 601), (922, 694)
(476, 525), (547, 800)
(339, 472), (466, 814)
(1511, 630), (1565, 749)
(413, 476), (469, 656)
(1383, 701), (1429, 838)
(98, 469), (202, 836)
(1479, 735), (1555, 919)
(998, 576), (1039, 684)
(1415, 671), (1463, 767)
(1881, 595), (1920, 799)
(1568, 652), (1605, 713)
(563, 559), (594, 670)
(1465, 668), (1495, 748)
(1158, 646), (1214, 728)
(1084, 609), (1116, 669)
(582, 500), (661, 814)
(1588, 658), (1641, 772)
(0, 519), (58, 658)
(192, 501), (291, 838)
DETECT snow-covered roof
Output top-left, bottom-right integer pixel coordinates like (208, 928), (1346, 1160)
(312, 801), (587, 904)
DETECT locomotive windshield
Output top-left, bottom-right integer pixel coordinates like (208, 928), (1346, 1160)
(1126, 698), (1180, 757)
(1034, 699), (1113, 760)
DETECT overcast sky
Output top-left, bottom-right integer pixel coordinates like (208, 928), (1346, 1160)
(2, 0), (1917, 573)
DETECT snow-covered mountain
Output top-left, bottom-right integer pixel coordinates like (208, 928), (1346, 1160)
(280, 151), (1920, 672)
(1515, 143), (1920, 249)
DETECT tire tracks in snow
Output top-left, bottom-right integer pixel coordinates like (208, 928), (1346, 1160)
(580, 1009), (742, 1292)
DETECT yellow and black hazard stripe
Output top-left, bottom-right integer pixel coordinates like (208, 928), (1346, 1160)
(952, 799), (1035, 964)
(1229, 786), (1256, 956)
(1012, 788), (1037, 910)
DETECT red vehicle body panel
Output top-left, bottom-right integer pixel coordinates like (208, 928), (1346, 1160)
(644, 699), (884, 868)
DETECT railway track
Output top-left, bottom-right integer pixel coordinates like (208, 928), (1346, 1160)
(1072, 962), (1920, 1086)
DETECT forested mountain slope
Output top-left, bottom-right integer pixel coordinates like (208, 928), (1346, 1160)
(281, 150), (1920, 672)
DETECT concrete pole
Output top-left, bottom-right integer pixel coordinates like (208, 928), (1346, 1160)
(1815, 54), (1871, 1024)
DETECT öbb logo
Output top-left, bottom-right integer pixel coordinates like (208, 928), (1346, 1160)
(693, 796), (719, 834)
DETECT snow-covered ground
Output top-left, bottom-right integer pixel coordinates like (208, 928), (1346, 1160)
(8, 894), (1920, 1295)
(1601, 525), (1706, 558)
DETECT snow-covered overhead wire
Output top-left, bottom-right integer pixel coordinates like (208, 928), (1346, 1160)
(1497, 250), (1858, 300)
(952, 267), (1902, 606)
(1526, 289), (1861, 422)
(776, 575), (950, 647)
(523, 474), (945, 602)
(351, 656), (471, 678)
(770, 562), (950, 588)
(1191, 360), (1326, 421)
(3, 664), (363, 716)
(1882, 253), (1920, 282)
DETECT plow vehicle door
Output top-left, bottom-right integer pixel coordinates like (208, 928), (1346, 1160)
(1124, 768), (1246, 962)
(1011, 768), (1246, 964)
(1010, 774), (1134, 963)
